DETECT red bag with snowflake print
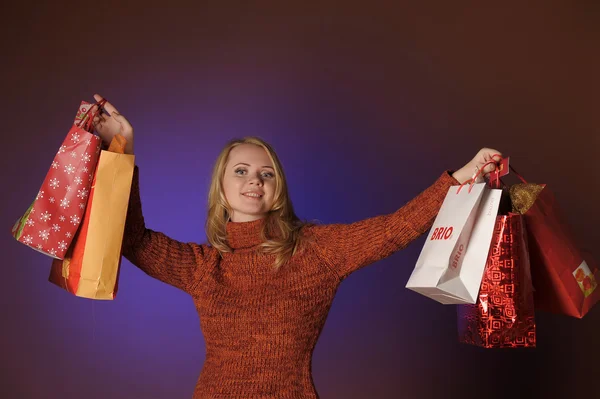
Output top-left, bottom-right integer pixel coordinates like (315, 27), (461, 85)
(49, 135), (134, 300)
(11, 100), (106, 259)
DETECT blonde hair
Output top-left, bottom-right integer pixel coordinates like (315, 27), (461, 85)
(205, 136), (315, 269)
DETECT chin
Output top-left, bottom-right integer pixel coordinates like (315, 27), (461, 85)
(232, 208), (267, 220)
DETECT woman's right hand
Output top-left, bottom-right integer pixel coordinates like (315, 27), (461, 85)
(91, 93), (135, 155)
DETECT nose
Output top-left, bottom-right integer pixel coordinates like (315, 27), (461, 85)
(248, 173), (263, 186)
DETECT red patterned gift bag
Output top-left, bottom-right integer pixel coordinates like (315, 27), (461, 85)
(457, 213), (537, 348)
(11, 100), (106, 259)
(510, 181), (600, 318)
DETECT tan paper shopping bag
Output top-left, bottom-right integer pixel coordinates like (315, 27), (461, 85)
(49, 135), (134, 300)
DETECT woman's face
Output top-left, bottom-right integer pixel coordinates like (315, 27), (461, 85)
(222, 144), (276, 222)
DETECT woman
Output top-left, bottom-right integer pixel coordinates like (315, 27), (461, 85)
(92, 93), (500, 398)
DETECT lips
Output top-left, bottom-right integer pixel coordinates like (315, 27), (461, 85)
(242, 192), (263, 199)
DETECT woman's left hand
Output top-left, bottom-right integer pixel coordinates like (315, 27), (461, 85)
(452, 148), (503, 184)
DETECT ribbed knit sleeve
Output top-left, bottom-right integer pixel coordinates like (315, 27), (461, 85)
(309, 171), (459, 280)
(121, 166), (217, 293)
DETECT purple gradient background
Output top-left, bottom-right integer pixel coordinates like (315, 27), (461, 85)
(2, 2), (599, 398)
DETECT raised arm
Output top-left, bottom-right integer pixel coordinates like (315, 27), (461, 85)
(308, 171), (458, 280)
(307, 147), (504, 281)
(90, 94), (217, 293)
(122, 166), (218, 292)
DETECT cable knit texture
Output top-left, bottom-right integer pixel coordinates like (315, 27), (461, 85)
(122, 166), (459, 399)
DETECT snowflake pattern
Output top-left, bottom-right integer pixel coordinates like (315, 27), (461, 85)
(66, 185), (72, 192)
(83, 166), (89, 173)
(70, 151), (78, 159)
(85, 138), (92, 145)
(66, 231), (72, 238)
(36, 244), (43, 250)
(70, 215), (80, 225)
(77, 188), (88, 199)
(23, 235), (33, 245)
(64, 164), (76, 175)
(26, 219), (35, 227)
(49, 248), (57, 256)
(30, 207), (35, 213)
(52, 161), (59, 169)
(81, 153), (91, 163)
(36, 190), (44, 200)
(39, 211), (51, 222)
(52, 224), (61, 232)
(57, 145), (67, 154)
(74, 176), (82, 185)
(49, 178), (60, 189)
(79, 202), (85, 209)
(60, 198), (70, 209)
(49, 197), (55, 203)
(58, 241), (68, 251)
(71, 132), (80, 142)
(59, 215), (66, 222)
(39, 229), (50, 241)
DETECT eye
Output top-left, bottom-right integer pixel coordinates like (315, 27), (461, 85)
(234, 168), (274, 179)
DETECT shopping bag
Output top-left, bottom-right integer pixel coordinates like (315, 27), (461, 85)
(11, 100), (106, 259)
(49, 134), (135, 300)
(510, 182), (600, 318)
(406, 183), (502, 304)
(457, 213), (537, 348)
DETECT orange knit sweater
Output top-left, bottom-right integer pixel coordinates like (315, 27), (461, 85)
(122, 166), (458, 399)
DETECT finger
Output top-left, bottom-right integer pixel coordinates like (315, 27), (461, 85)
(485, 163), (497, 173)
(87, 104), (100, 121)
(94, 93), (119, 116)
(90, 103), (107, 120)
(111, 111), (125, 121)
(483, 148), (502, 160)
(93, 112), (107, 124)
(490, 151), (502, 160)
(483, 163), (499, 178)
(93, 94), (104, 110)
(111, 111), (133, 130)
(93, 119), (103, 131)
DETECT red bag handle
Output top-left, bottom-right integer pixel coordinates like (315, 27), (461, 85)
(456, 157), (501, 193)
(508, 165), (528, 184)
(76, 99), (107, 132)
(488, 153), (529, 187)
(456, 153), (528, 193)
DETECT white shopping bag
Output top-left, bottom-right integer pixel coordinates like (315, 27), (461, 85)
(405, 183), (502, 304)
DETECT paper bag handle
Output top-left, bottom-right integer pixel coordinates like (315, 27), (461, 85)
(456, 154), (528, 193)
(107, 134), (127, 154)
(456, 157), (502, 193)
(77, 98), (108, 132)
(486, 154), (528, 188)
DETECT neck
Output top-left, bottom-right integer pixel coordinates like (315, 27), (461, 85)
(225, 217), (267, 249)
(229, 215), (266, 223)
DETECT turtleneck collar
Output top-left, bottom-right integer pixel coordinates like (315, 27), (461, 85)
(225, 217), (267, 250)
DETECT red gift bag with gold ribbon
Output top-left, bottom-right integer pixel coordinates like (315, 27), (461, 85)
(457, 212), (537, 348)
(509, 179), (600, 318)
(11, 100), (106, 259)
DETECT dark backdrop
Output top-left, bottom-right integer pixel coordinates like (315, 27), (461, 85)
(2, 1), (598, 398)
